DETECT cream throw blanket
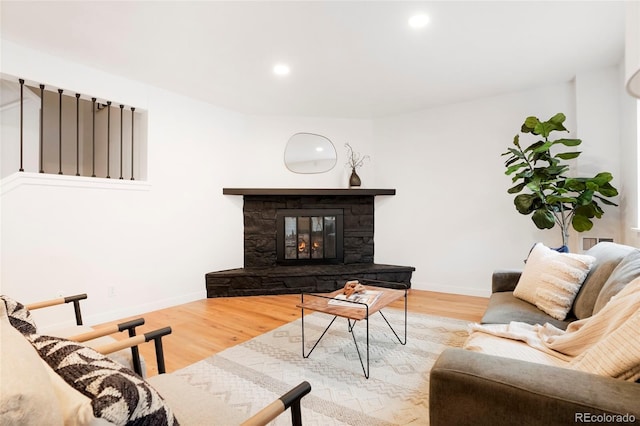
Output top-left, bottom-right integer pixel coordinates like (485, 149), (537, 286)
(468, 277), (640, 381)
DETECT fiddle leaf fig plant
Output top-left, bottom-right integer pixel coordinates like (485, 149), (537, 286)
(502, 113), (618, 248)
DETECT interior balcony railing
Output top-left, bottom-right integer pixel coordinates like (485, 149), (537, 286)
(0, 76), (146, 181)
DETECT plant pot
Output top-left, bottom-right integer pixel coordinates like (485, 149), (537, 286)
(349, 169), (361, 187)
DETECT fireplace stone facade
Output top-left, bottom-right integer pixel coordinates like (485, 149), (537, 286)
(205, 188), (415, 297)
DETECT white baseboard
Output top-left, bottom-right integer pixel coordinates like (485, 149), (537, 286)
(83, 290), (206, 326)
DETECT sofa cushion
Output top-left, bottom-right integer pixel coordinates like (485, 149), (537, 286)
(0, 302), (64, 425)
(592, 249), (640, 314)
(27, 334), (178, 425)
(480, 292), (574, 330)
(572, 242), (636, 319)
(1, 294), (37, 335)
(513, 243), (594, 320)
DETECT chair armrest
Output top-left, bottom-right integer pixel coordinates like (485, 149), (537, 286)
(430, 348), (640, 426)
(240, 381), (312, 426)
(491, 269), (522, 293)
(68, 318), (145, 342)
(26, 293), (88, 325)
(95, 326), (172, 374)
(69, 318), (146, 375)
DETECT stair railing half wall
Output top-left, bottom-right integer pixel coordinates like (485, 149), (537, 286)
(2, 76), (145, 181)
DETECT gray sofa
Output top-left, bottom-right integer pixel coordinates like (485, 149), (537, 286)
(430, 242), (640, 426)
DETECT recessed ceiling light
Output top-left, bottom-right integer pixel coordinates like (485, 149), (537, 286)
(408, 14), (429, 29)
(273, 63), (290, 76)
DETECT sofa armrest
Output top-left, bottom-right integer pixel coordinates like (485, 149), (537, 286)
(491, 269), (522, 293)
(430, 349), (640, 426)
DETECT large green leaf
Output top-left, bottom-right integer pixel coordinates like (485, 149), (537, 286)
(553, 138), (581, 147)
(505, 162), (527, 175)
(575, 190), (595, 205)
(505, 147), (524, 158)
(504, 156), (523, 167)
(575, 204), (596, 218)
(597, 182), (618, 197)
(555, 152), (581, 160)
(546, 194), (577, 204)
(514, 193), (539, 214)
(532, 141), (553, 153)
(524, 140), (546, 153)
(594, 195), (618, 206)
(592, 172), (613, 185)
(534, 121), (555, 138)
(548, 112), (566, 127)
(532, 208), (556, 229)
(545, 165), (569, 176)
(507, 182), (527, 194)
(564, 179), (586, 191)
(522, 117), (539, 133)
(526, 181), (541, 192)
(572, 214), (594, 232)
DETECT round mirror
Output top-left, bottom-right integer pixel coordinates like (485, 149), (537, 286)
(284, 133), (337, 174)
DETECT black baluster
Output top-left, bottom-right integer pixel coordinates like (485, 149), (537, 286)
(39, 84), (44, 173)
(91, 98), (96, 177)
(58, 89), (63, 175)
(119, 104), (124, 180)
(75, 94), (80, 176)
(19, 79), (24, 172)
(106, 101), (111, 178)
(130, 107), (135, 180)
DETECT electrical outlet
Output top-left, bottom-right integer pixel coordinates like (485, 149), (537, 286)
(108, 286), (115, 298)
(583, 237), (614, 251)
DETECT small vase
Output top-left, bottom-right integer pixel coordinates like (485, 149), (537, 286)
(349, 169), (361, 187)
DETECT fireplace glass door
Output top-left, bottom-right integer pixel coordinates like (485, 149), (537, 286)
(277, 209), (343, 264)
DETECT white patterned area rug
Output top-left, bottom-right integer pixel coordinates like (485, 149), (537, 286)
(171, 309), (469, 425)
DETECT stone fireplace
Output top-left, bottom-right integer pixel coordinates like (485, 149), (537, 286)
(205, 188), (415, 297)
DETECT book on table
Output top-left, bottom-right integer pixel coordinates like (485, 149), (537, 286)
(328, 290), (382, 308)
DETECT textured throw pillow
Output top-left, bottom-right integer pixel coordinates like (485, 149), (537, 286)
(0, 302), (64, 425)
(27, 334), (178, 426)
(0, 295), (37, 335)
(513, 243), (595, 320)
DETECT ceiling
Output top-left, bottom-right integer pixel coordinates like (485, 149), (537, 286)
(0, 1), (626, 118)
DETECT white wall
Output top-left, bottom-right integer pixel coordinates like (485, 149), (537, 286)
(0, 40), (376, 329)
(573, 67), (623, 247)
(372, 69), (631, 297)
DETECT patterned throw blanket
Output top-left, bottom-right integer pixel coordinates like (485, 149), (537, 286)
(467, 277), (640, 382)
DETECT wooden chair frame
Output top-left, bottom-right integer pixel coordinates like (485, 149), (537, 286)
(24, 294), (312, 425)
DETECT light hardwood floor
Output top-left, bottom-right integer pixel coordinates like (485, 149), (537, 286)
(98, 290), (488, 376)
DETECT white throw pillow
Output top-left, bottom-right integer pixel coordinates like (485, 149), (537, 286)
(513, 243), (595, 320)
(0, 301), (64, 426)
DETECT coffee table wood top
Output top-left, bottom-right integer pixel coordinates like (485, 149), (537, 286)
(297, 285), (405, 321)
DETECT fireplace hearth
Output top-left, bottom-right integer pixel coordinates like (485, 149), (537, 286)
(205, 188), (415, 297)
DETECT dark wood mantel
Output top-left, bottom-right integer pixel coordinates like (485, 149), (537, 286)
(222, 188), (396, 196)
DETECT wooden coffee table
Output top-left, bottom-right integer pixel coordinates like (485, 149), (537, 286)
(296, 279), (407, 378)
